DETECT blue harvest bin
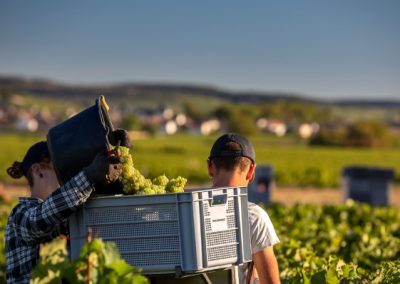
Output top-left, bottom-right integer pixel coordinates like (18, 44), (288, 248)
(342, 166), (395, 206)
(247, 165), (274, 204)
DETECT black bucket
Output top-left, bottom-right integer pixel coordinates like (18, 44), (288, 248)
(47, 96), (114, 184)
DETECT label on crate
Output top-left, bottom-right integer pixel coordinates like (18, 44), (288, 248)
(209, 206), (228, 231)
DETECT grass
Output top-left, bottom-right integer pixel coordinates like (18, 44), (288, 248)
(0, 133), (45, 183)
(1, 133), (399, 187)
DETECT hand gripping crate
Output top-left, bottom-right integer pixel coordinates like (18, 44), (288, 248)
(69, 187), (252, 275)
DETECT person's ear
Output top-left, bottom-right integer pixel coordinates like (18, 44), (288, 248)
(207, 159), (214, 178)
(31, 163), (40, 174)
(30, 163), (43, 178)
(246, 163), (256, 182)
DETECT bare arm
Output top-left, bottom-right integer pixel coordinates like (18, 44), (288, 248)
(252, 246), (280, 284)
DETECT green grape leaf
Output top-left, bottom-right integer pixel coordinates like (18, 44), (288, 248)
(326, 267), (340, 284)
(311, 270), (326, 284)
(107, 260), (133, 275)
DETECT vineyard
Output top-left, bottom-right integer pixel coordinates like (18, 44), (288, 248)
(1, 133), (400, 187)
(1, 133), (399, 282)
(1, 198), (399, 283)
(268, 201), (400, 283)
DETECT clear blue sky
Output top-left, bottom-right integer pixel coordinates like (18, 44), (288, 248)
(0, 0), (399, 100)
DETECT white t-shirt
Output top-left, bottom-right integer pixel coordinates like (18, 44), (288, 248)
(239, 202), (280, 283)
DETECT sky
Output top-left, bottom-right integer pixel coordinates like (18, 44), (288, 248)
(0, 1), (399, 100)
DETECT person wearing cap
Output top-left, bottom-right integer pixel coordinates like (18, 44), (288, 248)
(4, 133), (128, 284)
(207, 133), (280, 284)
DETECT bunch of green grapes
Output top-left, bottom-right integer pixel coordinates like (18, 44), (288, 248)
(118, 146), (146, 194)
(165, 177), (187, 193)
(116, 146), (187, 195)
(152, 175), (169, 187)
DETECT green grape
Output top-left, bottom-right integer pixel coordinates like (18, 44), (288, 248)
(152, 185), (166, 194)
(167, 186), (184, 193)
(166, 176), (187, 193)
(143, 187), (157, 195)
(119, 146), (131, 159)
(116, 146), (187, 195)
(136, 187), (156, 195)
(143, 178), (152, 187)
(152, 175), (169, 186)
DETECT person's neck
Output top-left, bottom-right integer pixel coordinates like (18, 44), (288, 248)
(212, 171), (248, 188)
(30, 184), (52, 200)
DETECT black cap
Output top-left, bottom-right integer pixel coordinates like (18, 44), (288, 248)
(209, 133), (255, 163)
(21, 141), (50, 176)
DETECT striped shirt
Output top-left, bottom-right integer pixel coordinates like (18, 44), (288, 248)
(5, 171), (94, 284)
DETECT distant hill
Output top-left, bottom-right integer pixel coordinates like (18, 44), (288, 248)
(1, 75), (399, 109)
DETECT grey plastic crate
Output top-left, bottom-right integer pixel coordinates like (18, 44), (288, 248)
(69, 187), (252, 275)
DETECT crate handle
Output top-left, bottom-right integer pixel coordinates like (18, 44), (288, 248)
(211, 194), (227, 206)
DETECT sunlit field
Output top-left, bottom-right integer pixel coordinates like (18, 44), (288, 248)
(1, 133), (399, 187)
(1, 133), (399, 283)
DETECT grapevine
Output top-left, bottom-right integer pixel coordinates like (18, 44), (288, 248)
(31, 236), (148, 284)
(117, 146), (187, 195)
(1, 199), (399, 282)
